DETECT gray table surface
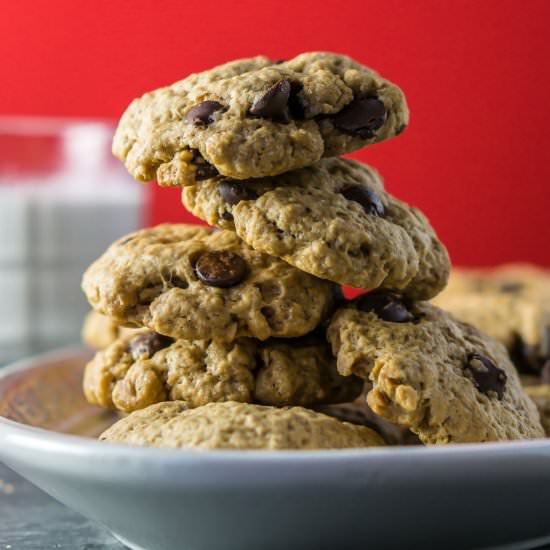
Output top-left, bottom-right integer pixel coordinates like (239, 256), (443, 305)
(2, 459), (550, 550)
(0, 462), (125, 549)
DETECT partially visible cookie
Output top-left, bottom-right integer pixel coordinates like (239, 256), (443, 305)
(432, 264), (550, 377)
(99, 401), (386, 450)
(524, 383), (550, 436)
(183, 158), (449, 299)
(113, 52), (408, 186)
(316, 394), (421, 446)
(84, 330), (362, 412)
(81, 310), (140, 350)
(82, 224), (336, 341)
(327, 291), (544, 444)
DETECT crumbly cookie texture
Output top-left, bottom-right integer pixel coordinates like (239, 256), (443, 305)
(183, 158), (449, 299)
(81, 310), (140, 350)
(432, 264), (550, 377)
(82, 224), (336, 342)
(327, 291), (544, 444)
(83, 330), (362, 412)
(113, 52), (408, 186)
(99, 401), (386, 450)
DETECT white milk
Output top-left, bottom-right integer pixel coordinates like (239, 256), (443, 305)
(0, 120), (145, 364)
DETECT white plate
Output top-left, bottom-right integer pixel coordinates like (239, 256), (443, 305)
(1, 349), (550, 550)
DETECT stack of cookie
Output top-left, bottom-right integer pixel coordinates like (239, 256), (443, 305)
(82, 52), (544, 449)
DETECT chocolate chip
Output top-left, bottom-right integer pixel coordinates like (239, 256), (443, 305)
(341, 186), (385, 217)
(288, 81), (306, 119)
(195, 251), (248, 288)
(128, 332), (173, 360)
(189, 149), (219, 180)
(195, 163), (218, 180)
(355, 290), (414, 323)
(499, 281), (524, 293)
(221, 212), (234, 221)
(541, 360), (550, 384)
(218, 180), (258, 205)
(186, 101), (225, 126)
(465, 353), (507, 399)
(249, 79), (291, 123)
(332, 97), (387, 139)
(273, 59), (286, 64)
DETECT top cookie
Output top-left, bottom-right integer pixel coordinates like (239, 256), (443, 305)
(432, 264), (550, 376)
(82, 224), (336, 342)
(327, 291), (544, 444)
(99, 401), (386, 450)
(183, 158), (449, 299)
(113, 52), (408, 186)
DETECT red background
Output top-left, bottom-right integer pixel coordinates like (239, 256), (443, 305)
(1, 0), (549, 267)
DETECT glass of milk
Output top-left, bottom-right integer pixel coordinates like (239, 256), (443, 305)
(0, 117), (146, 365)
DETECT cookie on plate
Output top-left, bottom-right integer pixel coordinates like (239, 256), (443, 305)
(84, 330), (362, 412)
(113, 52), (408, 186)
(432, 264), (550, 377)
(82, 224), (337, 342)
(327, 291), (544, 444)
(183, 158), (449, 299)
(81, 310), (140, 350)
(523, 382), (550, 436)
(99, 401), (386, 450)
(520, 366), (550, 437)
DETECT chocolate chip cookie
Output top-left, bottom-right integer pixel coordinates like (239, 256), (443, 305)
(84, 330), (362, 412)
(433, 264), (550, 377)
(82, 224), (337, 341)
(81, 310), (140, 350)
(183, 158), (449, 299)
(327, 291), (544, 444)
(99, 401), (386, 450)
(524, 384), (550, 436)
(113, 52), (408, 186)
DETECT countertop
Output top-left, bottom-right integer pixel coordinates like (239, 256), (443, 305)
(2, 459), (550, 550)
(0, 462), (124, 549)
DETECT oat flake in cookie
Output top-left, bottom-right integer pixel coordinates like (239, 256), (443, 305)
(327, 291), (544, 444)
(81, 224), (337, 342)
(113, 52), (408, 186)
(99, 401), (386, 450)
(183, 158), (449, 299)
(83, 330), (362, 412)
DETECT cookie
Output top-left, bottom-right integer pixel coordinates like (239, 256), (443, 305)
(82, 224), (336, 341)
(432, 264), (550, 377)
(81, 310), (140, 350)
(99, 401), (386, 450)
(113, 52), (408, 186)
(84, 330), (362, 412)
(327, 291), (544, 444)
(183, 158), (449, 299)
(523, 383), (550, 436)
